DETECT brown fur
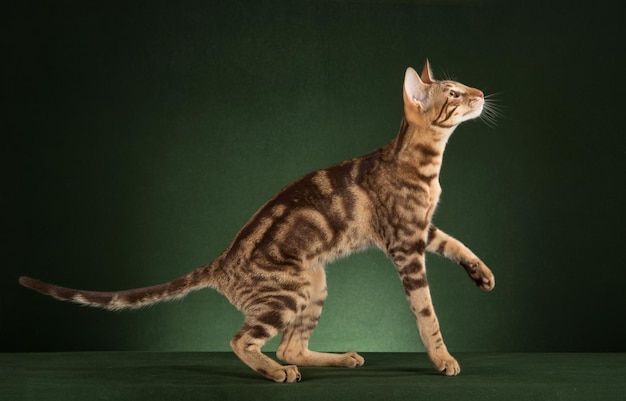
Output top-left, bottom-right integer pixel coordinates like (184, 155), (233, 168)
(19, 60), (495, 382)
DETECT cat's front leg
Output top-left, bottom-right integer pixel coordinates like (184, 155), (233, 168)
(392, 245), (461, 376)
(426, 225), (495, 291)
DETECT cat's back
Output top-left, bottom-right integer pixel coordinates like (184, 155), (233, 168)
(221, 151), (385, 269)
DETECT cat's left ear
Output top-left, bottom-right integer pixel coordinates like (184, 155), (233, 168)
(403, 67), (429, 110)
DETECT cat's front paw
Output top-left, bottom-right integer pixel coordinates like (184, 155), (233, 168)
(430, 352), (461, 376)
(460, 259), (495, 291)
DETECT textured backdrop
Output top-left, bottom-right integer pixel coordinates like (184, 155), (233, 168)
(4, 1), (624, 353)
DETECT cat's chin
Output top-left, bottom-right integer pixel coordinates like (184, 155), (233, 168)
(461, 107), (484, 123)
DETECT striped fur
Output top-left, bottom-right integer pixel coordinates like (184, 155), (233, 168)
(20, 60), (495, 382)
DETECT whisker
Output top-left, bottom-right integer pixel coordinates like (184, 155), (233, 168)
(480, 94), (504, 127)
(440, 69), (456, 82)
(484, 92), (502, 99)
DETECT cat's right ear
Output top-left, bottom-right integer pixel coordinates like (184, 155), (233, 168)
(403, 67), (428, 111)
(420, 59), (435, 84)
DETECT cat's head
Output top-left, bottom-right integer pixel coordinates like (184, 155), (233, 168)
(403, 60), (484, 130)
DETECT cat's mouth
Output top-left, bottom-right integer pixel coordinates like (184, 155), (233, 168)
(469, 96), (484, 107)
(462, 103), (483, 120)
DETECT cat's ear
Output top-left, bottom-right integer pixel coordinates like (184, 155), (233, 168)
(420, 59), (434, 84)
(403, 67), (429, 110)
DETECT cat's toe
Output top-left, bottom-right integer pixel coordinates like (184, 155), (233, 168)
(478, 266), (495, 291)
(462, 260), (495, 291)
(430, 353), (461, 376)
(268, 365), (301, 383)
(480, 274), (495, 291)
(343, 351), (365, 368)
(440, 360), (461, 376)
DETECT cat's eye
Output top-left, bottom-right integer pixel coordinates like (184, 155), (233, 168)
(449, 90), (460, 98)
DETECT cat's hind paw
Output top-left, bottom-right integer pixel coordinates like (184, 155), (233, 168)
(342, 351), (365, 368)
(263, 365), (302, 383)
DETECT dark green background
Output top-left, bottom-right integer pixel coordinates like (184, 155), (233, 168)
(3, 1), (624, 353)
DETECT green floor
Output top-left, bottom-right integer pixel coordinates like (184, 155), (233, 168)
(2, 352), (624, 401)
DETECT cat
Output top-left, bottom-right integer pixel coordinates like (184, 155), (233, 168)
(20, 60), (495, 383)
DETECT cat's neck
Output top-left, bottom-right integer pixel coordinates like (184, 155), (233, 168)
(384, 117), (454, 172)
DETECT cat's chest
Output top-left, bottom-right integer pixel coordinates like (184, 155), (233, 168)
(383, 173), (441, 212)
(399, 168), (441, 204)
(419, 179), (441, 214)
(429, 181), (442, 204)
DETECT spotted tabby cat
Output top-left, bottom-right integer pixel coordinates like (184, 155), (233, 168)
(20, 60), (495, 382)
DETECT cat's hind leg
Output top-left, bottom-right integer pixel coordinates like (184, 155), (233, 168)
(276, 267), (365, 368)
(230, 300), (303, 382)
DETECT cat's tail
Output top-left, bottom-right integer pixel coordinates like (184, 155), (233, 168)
(18, 263), (218, 311)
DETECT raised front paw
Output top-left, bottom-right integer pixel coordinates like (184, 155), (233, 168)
(460, 259), (495, 291)
(430, 351), (461, 376)
(263, 365), (302, 383)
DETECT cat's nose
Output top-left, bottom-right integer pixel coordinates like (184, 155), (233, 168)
(476, 90), (484, 99)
